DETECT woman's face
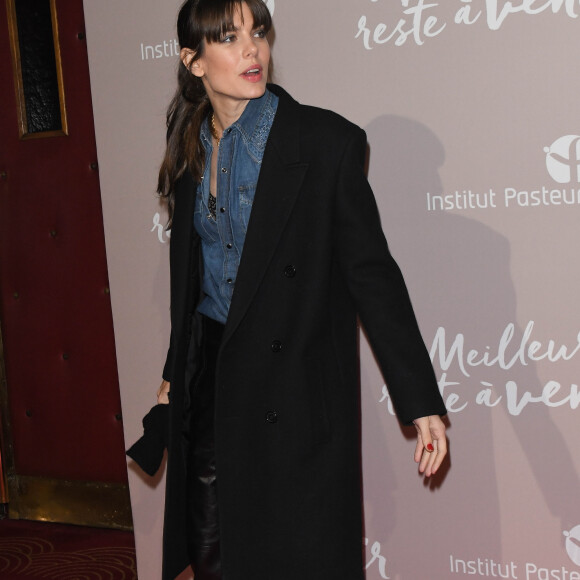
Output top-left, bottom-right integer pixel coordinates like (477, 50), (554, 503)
(186, 2), (270, 115)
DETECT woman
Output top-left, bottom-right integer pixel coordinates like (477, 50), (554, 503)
(153, 0), (447, 578)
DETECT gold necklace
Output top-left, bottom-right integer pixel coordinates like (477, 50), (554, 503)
(210, 113), (221, 148)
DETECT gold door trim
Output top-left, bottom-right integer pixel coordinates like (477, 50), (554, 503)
(5, 474), (133, 531)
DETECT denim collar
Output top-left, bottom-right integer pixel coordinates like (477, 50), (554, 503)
(200, 88), (276, 160)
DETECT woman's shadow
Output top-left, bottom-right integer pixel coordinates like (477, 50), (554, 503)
(360, 115), (579, 577)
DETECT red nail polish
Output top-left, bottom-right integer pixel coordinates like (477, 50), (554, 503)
(426, 443), (434, 452)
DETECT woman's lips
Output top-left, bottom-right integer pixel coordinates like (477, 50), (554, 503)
(240, 66), (263, 82)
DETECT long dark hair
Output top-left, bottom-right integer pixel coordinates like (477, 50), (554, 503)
(157, 0), (272, 223)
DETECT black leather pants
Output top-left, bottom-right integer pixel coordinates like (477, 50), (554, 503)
(186, 315), (224, 580)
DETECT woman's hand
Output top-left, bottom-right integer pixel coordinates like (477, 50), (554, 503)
(413, 415), (447, 476)
(157, 380), (170, 405)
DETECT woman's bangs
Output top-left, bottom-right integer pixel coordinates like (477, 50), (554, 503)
(200, 0), (272, 43)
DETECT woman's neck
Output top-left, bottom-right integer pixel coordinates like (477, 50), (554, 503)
(210, 98), (250, 136)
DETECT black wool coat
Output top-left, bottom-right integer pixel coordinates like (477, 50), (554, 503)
(160, 84), (446, 580)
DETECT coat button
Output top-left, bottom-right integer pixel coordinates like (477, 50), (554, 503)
(265, 411), (278, 423)
(283, 264), (296, 278)
(271, 340), (282, 353)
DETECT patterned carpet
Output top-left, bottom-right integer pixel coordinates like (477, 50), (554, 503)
(0, 519), (136, 580)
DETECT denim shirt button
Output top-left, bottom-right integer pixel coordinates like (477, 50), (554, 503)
(220, 207), (226, 213)
(221, 167), (228, 173)
(226, 243), (232, 249)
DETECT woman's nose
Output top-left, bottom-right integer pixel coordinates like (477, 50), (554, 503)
(244, 38), (258, 57)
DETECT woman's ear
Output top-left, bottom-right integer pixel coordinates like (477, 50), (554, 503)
(180, 48), (204, 77)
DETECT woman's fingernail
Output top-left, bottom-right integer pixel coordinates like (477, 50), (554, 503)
(426, 443), (434, 452)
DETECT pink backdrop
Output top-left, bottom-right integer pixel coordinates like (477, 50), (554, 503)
(84, 1), (580, 578)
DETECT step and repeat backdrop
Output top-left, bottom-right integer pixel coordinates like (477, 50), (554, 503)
(84, 1), (580, 578)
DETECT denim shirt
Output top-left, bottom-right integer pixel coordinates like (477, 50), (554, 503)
(194, 89), (279, 324)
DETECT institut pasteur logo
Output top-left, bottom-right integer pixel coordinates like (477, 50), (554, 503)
(564, 525), (580, 568)
(544, 135), (580, 184)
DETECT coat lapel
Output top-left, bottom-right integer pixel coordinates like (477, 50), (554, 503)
(222, 87), (308, 346)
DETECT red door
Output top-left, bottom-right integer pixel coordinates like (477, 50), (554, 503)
(0, 0), (131, 529)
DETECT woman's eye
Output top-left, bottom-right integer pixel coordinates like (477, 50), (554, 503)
(254, 28), (266, 38)
(220, 34), (235, 43)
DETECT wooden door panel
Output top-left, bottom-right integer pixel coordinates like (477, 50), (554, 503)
(0, 0), (131, 529)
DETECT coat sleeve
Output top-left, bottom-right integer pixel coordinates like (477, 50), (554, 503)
(333, 126), (446, 424)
